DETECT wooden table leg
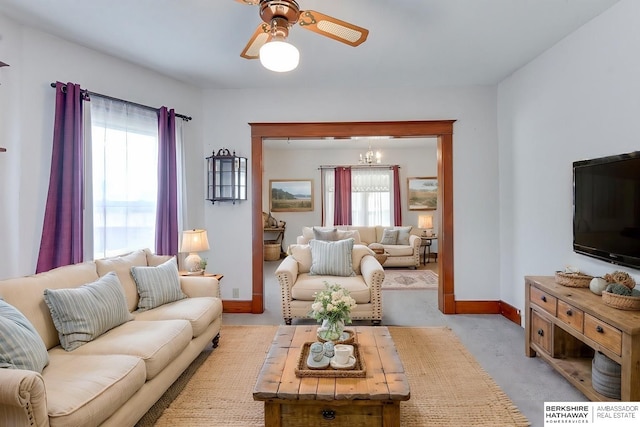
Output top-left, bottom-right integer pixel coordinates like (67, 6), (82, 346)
(264, 401), (282, 427)
(382, 401), (401, 427)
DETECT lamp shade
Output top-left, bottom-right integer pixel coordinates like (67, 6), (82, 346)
(418, 215), (433, 230)
(259, 40), (299, 72)
(180, 229), (210, 253)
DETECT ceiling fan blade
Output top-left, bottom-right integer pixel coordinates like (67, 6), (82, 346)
(234, 0), (260, 5)
(240, 23), (273, 59)
(297, 10), (369, 47)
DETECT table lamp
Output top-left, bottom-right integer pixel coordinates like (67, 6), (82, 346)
(180, 229), (210, 272)
(418, 215), (433, 237)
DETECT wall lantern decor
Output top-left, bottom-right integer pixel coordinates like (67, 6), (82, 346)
(206, 148), (247, 204)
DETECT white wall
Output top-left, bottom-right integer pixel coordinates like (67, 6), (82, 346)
(263, 143), (438, 251)
(1, 12), (502, 305)
(0, 14), (203, 279)
(203, 86), (499, 300)
(497, 0), (640, 319)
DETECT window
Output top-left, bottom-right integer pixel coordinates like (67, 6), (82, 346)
(322, 168), (394, 226)
(352, 169), (392, 226)
(87, 97), (159, 259)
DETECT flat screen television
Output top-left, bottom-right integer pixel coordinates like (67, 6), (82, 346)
(573, 151), (640, 269)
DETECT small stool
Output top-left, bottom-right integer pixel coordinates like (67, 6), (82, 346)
(373, 253), (388, 265)
(368, 243), (386, 265)
(369, 243), (384, 254)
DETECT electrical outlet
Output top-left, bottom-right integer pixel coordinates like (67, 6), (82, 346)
(232, 288), (239, 298)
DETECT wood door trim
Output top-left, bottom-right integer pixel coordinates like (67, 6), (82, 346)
(250, 120), (456, 314)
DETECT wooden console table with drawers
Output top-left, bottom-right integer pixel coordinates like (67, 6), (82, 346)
(525, 276), (640, 401)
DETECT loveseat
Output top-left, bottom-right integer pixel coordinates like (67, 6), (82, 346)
(0, 249), (223, 427)
(297, 226), (421, 268)
(275, 238), (385, 325)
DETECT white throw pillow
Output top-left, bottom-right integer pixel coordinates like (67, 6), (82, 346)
(337, 229), (361, 244)
(290, 244), (312, 273)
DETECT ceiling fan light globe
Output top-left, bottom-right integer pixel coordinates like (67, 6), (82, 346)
(259, 41), (299, 72)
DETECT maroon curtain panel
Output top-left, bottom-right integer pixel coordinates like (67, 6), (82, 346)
(155, 107), (178, 256)
(334, 167), (352, 225)
(36, 82), (85, 273)
(392, 165), (402, 226)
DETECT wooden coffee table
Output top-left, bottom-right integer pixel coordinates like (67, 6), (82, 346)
(253, 325), (410, 427)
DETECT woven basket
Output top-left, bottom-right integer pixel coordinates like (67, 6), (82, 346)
(264, 243), (280, 261)
(602, 291), (640, 311)
(295, 342), (366, 378)
(554, 271), (593, 288)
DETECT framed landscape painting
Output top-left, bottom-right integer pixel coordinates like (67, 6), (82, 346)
(270, 179), (314, 212)
(407, 177), (437, 210)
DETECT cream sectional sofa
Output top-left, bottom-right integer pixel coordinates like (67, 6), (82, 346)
(297, 226), (421, 268)
(0, 249), (223, 427)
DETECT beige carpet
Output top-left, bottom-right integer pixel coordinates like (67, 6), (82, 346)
(142, 325), (529, 426)
(382, 269), (438, 289)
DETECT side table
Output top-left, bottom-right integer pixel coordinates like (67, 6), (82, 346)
(179, 271), (223, 281)
(420, 236), (437, 264)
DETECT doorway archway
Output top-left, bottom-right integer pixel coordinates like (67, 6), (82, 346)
(248, 120), (456, 315)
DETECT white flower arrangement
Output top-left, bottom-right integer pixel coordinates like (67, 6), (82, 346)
(310, 282), (357, 324)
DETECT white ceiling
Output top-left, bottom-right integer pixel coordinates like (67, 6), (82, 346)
(0, 0), (619, 90)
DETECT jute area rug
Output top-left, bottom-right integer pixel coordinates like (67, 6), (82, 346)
(139, 325), (529, 427)
(382, 269), (438, 290)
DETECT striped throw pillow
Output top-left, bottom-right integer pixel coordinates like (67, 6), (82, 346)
(309, 238), (355, 277)
(131, 258), (185, 311)
(44, 272), (133, 351)
(0, 299), (49, 372)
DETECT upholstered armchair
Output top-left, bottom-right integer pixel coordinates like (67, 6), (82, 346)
(274, 239), (385, 325)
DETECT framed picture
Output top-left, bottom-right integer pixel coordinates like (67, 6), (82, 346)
(270, 179), (314, 212)
(407, 177), (437, 210)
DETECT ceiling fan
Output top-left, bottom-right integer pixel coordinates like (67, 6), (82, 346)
(235, 0), (369, 72)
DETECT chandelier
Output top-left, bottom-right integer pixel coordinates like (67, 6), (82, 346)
(359, 143), (381, 165)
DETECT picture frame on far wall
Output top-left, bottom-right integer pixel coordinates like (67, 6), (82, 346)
(270, 179), (314, 212)
(407, 177), (437, 210)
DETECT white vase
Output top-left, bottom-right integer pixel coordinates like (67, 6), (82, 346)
(589, 277), (608, 295)
(318, 319), (345, 342)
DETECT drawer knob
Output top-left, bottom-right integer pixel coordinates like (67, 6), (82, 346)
(566, 309), (573, 316)
(322, 409), (336, 420)
(537, 329), (544, 337)
(541, 295), (547, 302)
(596, 325), (604, 333)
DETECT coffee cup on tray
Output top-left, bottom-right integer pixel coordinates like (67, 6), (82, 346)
(333, 344), (353, 365)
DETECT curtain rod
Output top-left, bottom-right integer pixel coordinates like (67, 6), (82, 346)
(50, 82), (192, 121)
(318, 164), (399, 170)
